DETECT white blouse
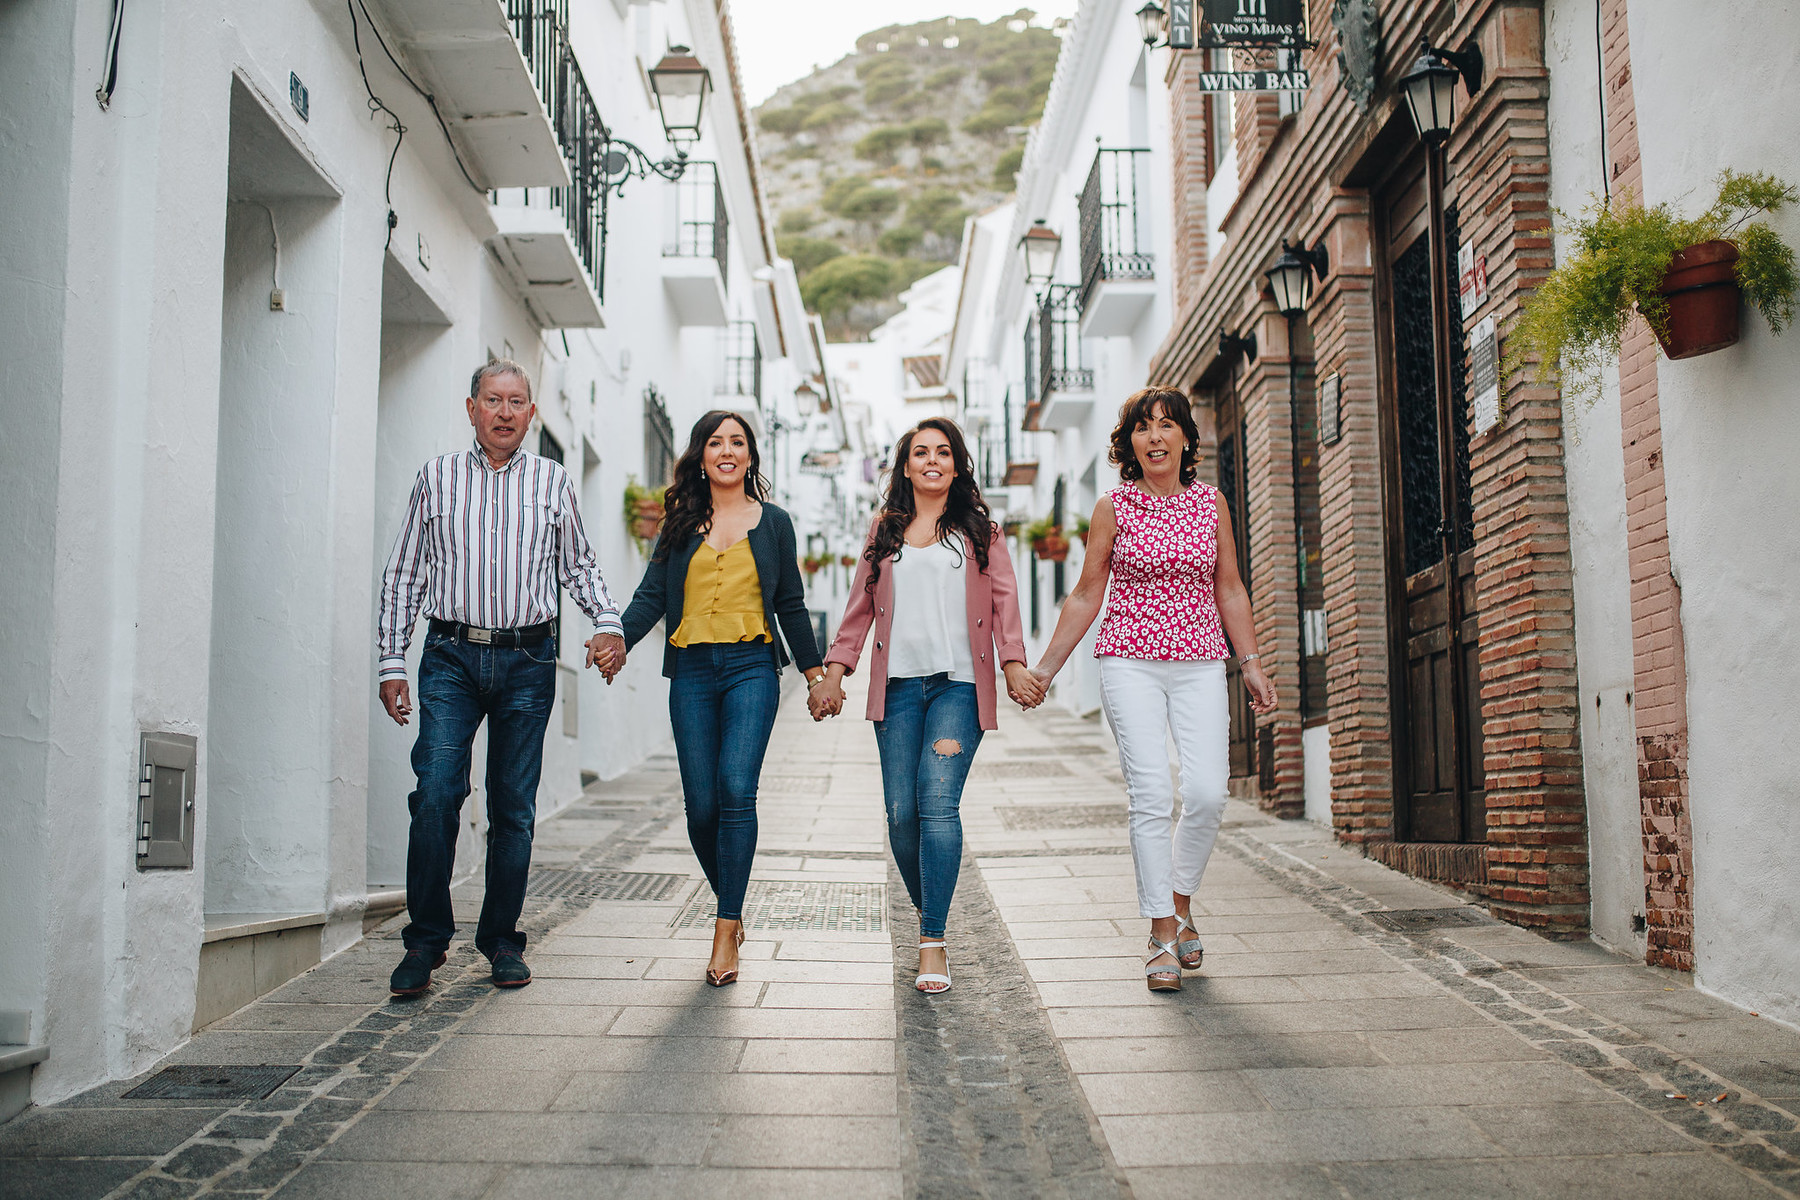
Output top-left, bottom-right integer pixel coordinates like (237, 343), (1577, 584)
(885, 537), (975, 683)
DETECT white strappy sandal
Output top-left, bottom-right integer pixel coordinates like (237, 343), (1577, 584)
(1175, 914), (1204, 970)
(1145, 937), (1183, 992)
(916, 940), (952, 994)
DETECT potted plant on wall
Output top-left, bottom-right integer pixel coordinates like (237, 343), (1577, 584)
(1024, 516), (1069, 562)
(622, 477), (666, 552)
(1505, 170), (1798, 402)
(801, 554), (824, 579)
(1073, 514), (1091, 545)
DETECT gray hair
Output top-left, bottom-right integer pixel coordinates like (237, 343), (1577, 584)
(470, 358), (533, 405)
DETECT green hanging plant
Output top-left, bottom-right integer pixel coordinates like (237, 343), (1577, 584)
(622, 476), (666, 554)
(1503, 169), (1799, 403)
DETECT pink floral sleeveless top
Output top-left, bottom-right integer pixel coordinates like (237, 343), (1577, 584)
(1093, 482), (1230, 661)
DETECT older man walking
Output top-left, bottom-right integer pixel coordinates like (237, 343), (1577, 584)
(376, 359), (625, 995)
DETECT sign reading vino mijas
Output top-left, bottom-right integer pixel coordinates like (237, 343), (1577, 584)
(1200, 0), (1310, 47)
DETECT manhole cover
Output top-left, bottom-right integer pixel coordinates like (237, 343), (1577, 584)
(124, 1065), (299, 1101)
(1365, 907), (1496, 932)
(997, 804), (1127, 831)
(526, 870), (686, 900)
(672, 881), (886, 932)
(972, 760), (1074, 780)
(760, 774), (831, 795)
(1006, 744), (1107, 756)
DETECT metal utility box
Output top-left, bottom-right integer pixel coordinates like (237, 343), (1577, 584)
(137, 732), (197, 869)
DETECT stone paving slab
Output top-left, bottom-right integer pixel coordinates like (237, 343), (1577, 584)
(6, 676), (1800, 1198)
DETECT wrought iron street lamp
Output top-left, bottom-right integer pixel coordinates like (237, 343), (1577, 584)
(794, 379), (820, 418)
(1019, 220), (1062, 287)
(1136, 0), (1167, 46)
(1265, 240), (1330, 316)
(1398, 38), (1483, 146)
(647, 46), (713, 148)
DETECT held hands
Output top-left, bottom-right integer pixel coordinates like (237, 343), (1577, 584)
(1006, 662), (1048, 709)
(808, 672), (847, 721)
(585, 632), (626, 684)
(1242, 659), (1279, 715)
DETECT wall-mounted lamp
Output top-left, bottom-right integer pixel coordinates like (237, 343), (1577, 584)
(794, 379), (820, 417)
(598, 46), (715, 195)
(1218, 325), (1257, 362)
(1019, 219), (1062, 287)
(1398, 37), (1483, 145)
(1136, 0), (1167, 46)
(1265, 239), (1331, 317)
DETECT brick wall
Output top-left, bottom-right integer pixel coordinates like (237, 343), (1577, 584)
(1600, 0), (1693, 970)
(1165, 51), (1212, 311)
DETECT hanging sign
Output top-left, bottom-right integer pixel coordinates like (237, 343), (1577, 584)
(1468, 315), (1501, 435)
(1169, 0), (1196, 49)
(1200, 0), (1309, 47)
(1196, 68), (1310, 92)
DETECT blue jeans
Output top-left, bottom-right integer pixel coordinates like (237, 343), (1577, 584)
(669, 641), (780, 920)
(403, 629), (556, 959)
(874, 675), (983, 939)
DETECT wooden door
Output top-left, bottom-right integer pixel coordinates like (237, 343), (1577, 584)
(1213, 379), (1257, 782)
(1378, 158), (1485, 843)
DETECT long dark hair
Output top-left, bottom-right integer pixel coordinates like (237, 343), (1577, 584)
(864, 417), (992, 591)
(1108, 386), (1202, 486)
(653, 410), (768, 560)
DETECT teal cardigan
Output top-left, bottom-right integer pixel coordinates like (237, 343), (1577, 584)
(620, 502), (823, 678)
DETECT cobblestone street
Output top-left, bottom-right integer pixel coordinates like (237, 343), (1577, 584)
(4, 676), (1799, 1199)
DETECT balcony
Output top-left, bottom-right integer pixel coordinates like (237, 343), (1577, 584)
(662, 162), (730, 326)
(1036, 284), (1095, 431)
(716, 320), (762, 405)
(487, 195), (604, 327)
(366, 0), (571, 189)
(1078, 148), (1155, 338)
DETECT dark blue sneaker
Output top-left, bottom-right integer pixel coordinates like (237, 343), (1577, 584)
(389, 948), (447, 996)
(489, 947), (531, 988)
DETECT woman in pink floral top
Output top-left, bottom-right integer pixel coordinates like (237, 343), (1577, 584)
(1032, 387), (1277, 992)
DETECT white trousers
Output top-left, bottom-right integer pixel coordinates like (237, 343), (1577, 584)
(1098, 657), (1230, 918)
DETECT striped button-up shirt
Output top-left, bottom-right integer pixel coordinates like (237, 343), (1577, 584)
(376, 442), (622, 682)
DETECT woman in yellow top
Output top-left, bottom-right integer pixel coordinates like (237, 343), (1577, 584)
(621, 412), (824, 985)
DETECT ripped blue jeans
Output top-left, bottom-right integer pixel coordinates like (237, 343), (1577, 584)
(874, 675), (983, 939)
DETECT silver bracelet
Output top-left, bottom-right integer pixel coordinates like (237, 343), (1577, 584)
(1239, 653), (1261, 662)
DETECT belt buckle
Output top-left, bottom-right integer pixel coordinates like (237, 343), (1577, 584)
(467, 625), (494, 645)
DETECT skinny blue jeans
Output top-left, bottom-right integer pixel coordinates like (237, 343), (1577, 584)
(669, 641), (780, 921)
(403, 629), (556, 959)
(874, 674), (983, 939)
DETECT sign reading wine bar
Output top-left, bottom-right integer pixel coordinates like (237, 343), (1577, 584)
(1196, 68), (1310, 92)
(1200, 0), (1309, 47)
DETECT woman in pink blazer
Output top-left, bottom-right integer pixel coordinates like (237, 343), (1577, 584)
(812, 418), (1043, 993)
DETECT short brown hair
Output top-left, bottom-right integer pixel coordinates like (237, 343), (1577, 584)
(1109, 387), (1201, 484)
(471, 358), (533, 405)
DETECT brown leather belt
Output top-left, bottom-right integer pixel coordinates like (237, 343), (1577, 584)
(429, 618), (554, 648)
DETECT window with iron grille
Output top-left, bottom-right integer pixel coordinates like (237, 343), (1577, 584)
(1078, 148), (1154, 313)
(718, 320), (761, 404)
(665, 161), (730, 288)
(643, 385), (675, 488)
(1038, 284), (1093, 399)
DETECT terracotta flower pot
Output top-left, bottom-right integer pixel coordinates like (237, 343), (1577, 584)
(1652, 239), (1741, 360)
(629, 498), (664, 541)
(839, 555), (856, 568)
(1035, 533), (1070, 562)
(1075, 528), (1089, 545)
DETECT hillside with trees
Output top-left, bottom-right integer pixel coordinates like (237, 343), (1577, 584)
(756, 11), (1064, 338)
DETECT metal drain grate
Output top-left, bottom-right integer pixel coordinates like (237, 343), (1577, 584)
(1006, 744), (1107, 756)
(760, 774), (831, 795)
(1365, 907), (1496, 932)
(971, 760), (1074, 780)
(124, 1065), (300, 1101)
(996, 804), (1127, 831)
(526, 869), (686, 901)
(672, 880), (886, 932)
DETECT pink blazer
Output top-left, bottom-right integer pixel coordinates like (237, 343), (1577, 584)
(825, 523), (1028, 730)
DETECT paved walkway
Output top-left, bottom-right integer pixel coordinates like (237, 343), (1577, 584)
(5, 676), (1800, 1199)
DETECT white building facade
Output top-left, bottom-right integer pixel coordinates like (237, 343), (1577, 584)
(0, 0), (834, 1116)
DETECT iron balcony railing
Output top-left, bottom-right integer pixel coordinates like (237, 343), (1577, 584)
(718, 320), (762, 404)
(1038, 284), (1094, 399)
(504, 0), (607, 301)
(665, 162), (730, 288)
(1078, 148), (1154, 314)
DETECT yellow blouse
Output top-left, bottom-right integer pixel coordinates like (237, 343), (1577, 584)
(669, 537), (771, 647)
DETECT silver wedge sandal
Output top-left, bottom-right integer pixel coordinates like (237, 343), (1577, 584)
(1145, 937), (1183, 992)
(1175, 914), (1204, 970)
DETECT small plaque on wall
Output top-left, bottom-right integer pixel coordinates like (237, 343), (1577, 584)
(1318, 372), (1342, 445)
(1469, 316), (1500, 435)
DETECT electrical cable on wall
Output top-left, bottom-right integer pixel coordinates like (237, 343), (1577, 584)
(1596, 0), (1610, 203)
(96, 0), (125, 110)
(258, 202), (284, 310)
(349, 0), (483, 195)
(347, 0), (408, 250)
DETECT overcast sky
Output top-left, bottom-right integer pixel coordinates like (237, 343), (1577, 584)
(727, 1), (1080, 108)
